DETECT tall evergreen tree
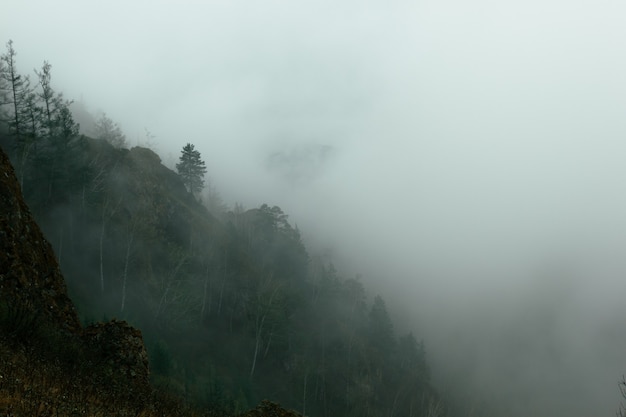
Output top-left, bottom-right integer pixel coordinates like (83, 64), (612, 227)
(0, 56), (10, 115)
(34, 60), (64, 138)
(176, 143), (207, 196)
(1, 40), (35, 186)
(0, 40), (30, 142)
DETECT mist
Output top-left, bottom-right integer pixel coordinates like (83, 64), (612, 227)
(4, 0), (626, 415)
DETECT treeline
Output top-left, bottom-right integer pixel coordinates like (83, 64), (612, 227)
(0, 40), (443, 417)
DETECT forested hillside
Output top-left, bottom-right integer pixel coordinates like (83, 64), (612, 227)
(0, 41), (442, 416)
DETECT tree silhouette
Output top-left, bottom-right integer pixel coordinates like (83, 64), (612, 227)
(1, 40), (35, 185)
(176, 143), (207, 197)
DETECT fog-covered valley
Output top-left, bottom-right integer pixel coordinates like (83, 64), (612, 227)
(3, 1), (626, 415)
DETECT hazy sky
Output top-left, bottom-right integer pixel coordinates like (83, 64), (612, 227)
(4, 1), (626, 415)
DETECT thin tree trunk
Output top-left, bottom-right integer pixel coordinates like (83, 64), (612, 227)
(99, 219), (105, 293)
(98, 196), (121, 294)
(302, 369), (308, 417)
(217, 249), (227, 315)
(201, 262), (211, 319)
(249, 327), (262, 378)
(250, 310), (268, 378)
(155, 255), (186, 318)
(120, 231), (133, 312)
(250, 279), (281, 379)
(263, 324), (275, 358)
(57, 227), (63, 266)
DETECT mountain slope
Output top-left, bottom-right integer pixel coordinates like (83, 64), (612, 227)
(1, 128), (443, 415)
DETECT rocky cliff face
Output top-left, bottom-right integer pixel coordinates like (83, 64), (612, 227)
(0, 146), (81, 333)
(0, 145), (149, 387)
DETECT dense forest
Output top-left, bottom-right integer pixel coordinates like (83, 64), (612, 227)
(0, 40), (443, 416)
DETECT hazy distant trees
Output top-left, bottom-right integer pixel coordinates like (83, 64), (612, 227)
(94, 113), (126, 148)
(176, 143), (207, 197)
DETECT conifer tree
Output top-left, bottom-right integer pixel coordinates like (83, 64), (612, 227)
(0, 56), (11, 118)
(1, 40), (35, 186)
(34, 60), (64, 138)
(176, 143), (207, 196)
(0, 40), (31, 143)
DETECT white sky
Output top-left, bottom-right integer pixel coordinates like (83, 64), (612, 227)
(4, 1), (626, 415)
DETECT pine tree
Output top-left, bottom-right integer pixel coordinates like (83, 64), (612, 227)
(34, 60), (64, 138)
(1, 40), (35, 186)
(176, 143), (207, 196)
(0, 40), (31, 143)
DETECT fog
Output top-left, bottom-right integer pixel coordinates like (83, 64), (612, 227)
(4, 0), (626, 415)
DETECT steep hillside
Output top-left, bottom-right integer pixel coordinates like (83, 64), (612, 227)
(0, 145), (80, 333)
(0, 144), (303, 417)
(0, 129), (442, 415)
(0, 145), (154, 415)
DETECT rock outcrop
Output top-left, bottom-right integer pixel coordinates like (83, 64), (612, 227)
(240, 400), (302, 417)
(83, 319), (150, 384)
